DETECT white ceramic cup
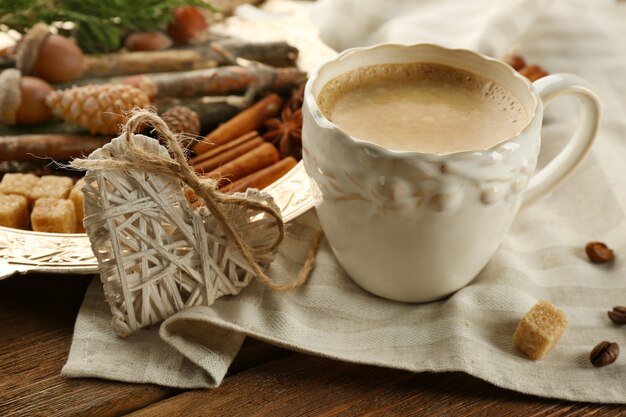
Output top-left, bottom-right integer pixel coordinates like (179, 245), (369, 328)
(302, 43), (602, 302)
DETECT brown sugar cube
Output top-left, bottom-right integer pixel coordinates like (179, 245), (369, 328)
(30, 176), (74, 203)
(0, 173), (40, 200)
(513, 300), (568, 360)
(69, 179), (85, 232)
(31, 198), (76, 233)
(0, 194), (29, 229)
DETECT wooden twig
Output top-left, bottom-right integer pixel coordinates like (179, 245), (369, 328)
(0, 121), (89, 136)
(81, 40), (299, 79)
(213, 39), (299, 67)
(124, 65), (306, 98)
(0, 134), (109, 161)
(154, 95), (246, 131)
(61, 65), (305, 97)
(0, 55), (14, 70)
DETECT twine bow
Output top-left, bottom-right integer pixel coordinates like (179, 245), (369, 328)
(72, 109), (321, 291)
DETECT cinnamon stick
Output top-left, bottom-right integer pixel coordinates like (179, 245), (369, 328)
(194, 136), (264, 173)
(81, 40), (299, 79)
(220, 157), (297, 193)
(0, 134), (109, 161)
(190, 131), (258, 165)
(193, 94), (283, 154)
(205, 142), (279, 187)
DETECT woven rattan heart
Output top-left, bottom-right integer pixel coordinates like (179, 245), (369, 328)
(82, 134), (280, 337)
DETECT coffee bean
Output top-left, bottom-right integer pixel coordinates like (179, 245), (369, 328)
(608, 306), (626, 325)
(590, 341), (619, 367)
(585, 241), (615, 263)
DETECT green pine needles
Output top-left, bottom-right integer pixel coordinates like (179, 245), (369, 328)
(0, 0), (211, 54)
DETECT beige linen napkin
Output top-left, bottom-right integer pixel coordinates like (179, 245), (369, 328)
(63, 280), (245, 388)
(64, 0), (626, 403)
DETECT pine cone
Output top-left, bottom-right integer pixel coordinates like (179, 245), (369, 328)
(46, 84), (150, 135)
(161, 106), (200, 148)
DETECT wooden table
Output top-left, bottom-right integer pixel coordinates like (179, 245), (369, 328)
(1, 274), (622, 417)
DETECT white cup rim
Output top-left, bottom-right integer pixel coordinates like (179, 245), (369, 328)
(304, 43), (539, 160)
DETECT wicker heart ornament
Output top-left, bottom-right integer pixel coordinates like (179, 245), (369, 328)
(78, 112), (289, 337)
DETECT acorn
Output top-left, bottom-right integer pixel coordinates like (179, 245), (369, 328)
(125, 31), (173, 52)
(518, 65), (549, 82)
(505, 54), (526, 71)
(32, 33), (84, 82)
(15, 23), (84, 83)
(166, 6), (208, 44)
(0, 69), (53, 125)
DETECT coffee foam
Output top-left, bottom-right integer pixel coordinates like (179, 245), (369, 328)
(317, 63), (525, 124)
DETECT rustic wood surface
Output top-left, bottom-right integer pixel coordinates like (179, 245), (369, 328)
(1, 274), (623, 417)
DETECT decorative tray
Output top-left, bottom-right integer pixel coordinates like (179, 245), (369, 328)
(0, 0), (335, 278)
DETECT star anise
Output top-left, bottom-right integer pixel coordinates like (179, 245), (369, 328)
(263, 103), (303, 159)
(286, 84), (305, 112)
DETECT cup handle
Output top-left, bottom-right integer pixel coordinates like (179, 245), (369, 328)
(522, 73), (602, 208)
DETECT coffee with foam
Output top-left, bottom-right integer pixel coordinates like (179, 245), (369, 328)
(317, 63), (528, 154)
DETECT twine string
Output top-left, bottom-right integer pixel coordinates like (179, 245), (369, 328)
(73, 109), (320, 291)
